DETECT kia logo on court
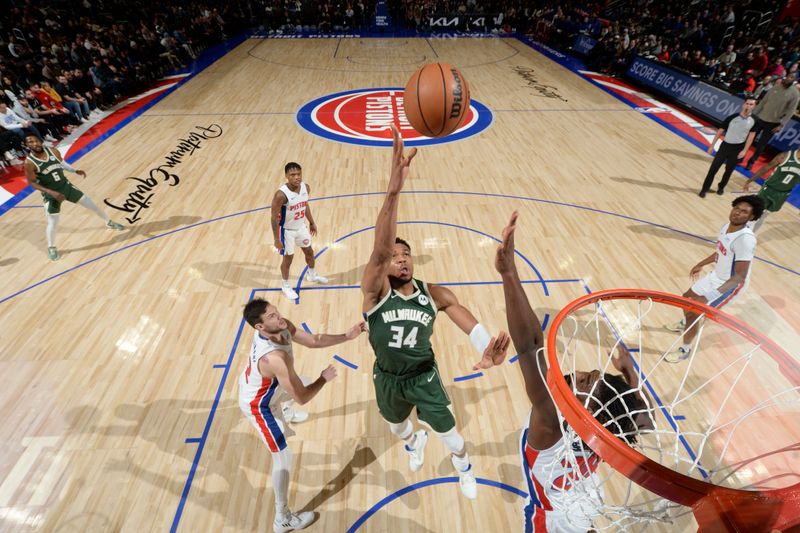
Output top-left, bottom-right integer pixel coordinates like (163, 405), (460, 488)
(296, 88), (493, 147)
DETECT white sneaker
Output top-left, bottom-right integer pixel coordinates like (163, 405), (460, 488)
(273, 511), (315, 533)
(665, 346), (691, 364)
(664, 318), (686, 332)
(457, 464), (478, 499)
(281, 286), (298, 300)
(307, 272), (328, 284)
(405, 430), (428, 472)
(282, 406), (309, 423)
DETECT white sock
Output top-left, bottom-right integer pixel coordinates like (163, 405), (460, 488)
(46, 213), (59, 247)
(681, 343), (692, 352)
(272, 447), (293, 520)
(77, 195), (110, 222)
(451, 453), (470, 473)
(282, 279), (291, 288)
(308, 268), (316, 277)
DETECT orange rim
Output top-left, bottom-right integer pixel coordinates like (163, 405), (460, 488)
(545, 289), (800, 530)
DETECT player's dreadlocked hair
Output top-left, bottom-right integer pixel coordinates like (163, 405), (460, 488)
(570, 373), (646, 445)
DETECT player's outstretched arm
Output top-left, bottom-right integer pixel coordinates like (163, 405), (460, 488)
(495, 212), (560, 448)
(290, 319), (367, 348)
(263, 350), (336, 405)
(428, 284), (510, 370)
(361, 125), (417, 310)
(52, 147), (86, 177)
(744, 151), (785, 190)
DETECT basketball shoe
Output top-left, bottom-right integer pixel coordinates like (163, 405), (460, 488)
(273, 511), (315, 533)
(664, 318), (686, 332)
(282, 405), (309, 423)
(455, 462), (477, 499)
(666, 346), (692, 363)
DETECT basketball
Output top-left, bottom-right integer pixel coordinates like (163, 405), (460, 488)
(403, 63), (471, 138)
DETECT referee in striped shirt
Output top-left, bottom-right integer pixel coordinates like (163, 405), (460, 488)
(700, 98), (757, 198)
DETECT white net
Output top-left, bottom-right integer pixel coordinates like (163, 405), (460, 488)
(538, 293), (800, 532)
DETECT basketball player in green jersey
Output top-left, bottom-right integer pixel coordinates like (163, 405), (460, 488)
(361, 125), (511, 499)
(23, 134), (124, 261)
(743, 149), (800, 232)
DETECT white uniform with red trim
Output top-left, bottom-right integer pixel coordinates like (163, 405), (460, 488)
(278, 183), (311, 256)
(520, 423), (603, 533)
(238, 329), (295, 453)
(691, 223), (756, 308)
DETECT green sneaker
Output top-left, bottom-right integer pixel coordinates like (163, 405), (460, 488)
(47, 246), (58, 261)
(107, 220), (125, 230)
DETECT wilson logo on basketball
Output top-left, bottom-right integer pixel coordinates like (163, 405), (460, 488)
(296, 88), (493, 147)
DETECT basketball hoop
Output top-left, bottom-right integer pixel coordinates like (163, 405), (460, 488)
(544, 289), (800, 532)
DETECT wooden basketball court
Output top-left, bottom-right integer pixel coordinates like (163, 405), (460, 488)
(1, 36), (798, 532)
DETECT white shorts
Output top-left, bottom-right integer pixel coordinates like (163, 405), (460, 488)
(239, 375), (311, 453)
(690, 272), (747, 309)
(280, 225), (312, 256)
(240, 382), (294, 453)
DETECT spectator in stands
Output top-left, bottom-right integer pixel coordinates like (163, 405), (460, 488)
(768, 57), (786, 78)
(26, 88), (74, 133)
(40, 81), (85, 123)
(0, 100), (43, 145)
(72, 69), (106, 111)
(54, 76), (94, 120)
(754, 74), (775, 100)
(13, 97), (59, 142)
(718, 44), (737, 68)
(90, 58), (122, 102)
(744, 75), (800, 170)
(750, 47), (769, 77)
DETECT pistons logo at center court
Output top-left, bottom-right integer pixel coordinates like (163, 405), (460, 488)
(296, 88), (493, 147)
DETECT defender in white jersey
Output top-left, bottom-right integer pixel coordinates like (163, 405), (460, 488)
(271, 162), (328, 300)
(239, 298), (366, 532)
(495, 212), (651, 532)
(665, 195), (765, 363)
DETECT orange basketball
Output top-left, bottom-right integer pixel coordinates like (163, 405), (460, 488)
(403, 63), (471, 138)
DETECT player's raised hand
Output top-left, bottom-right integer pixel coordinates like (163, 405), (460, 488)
(346, 321), (367, 339)
(611, 344), (634, 374)
(321, 364), (338, 382)
(387, 124), (417, 194)
(495, 211), (518, 275)
(472, 331), (512, 370)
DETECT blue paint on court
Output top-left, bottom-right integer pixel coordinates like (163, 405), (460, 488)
(184, 438), (201, 444)
(170, 288), (253, 533)
(454, 372), (483, 382)
(333, 354), (359, 370)
(346, 476), (527, 532)
(4, 190), (796, 309)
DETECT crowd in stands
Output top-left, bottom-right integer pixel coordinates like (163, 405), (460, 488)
(1, 0), (251, 166)
(527, 1), (798, 98)
(3, 0), (800, 167)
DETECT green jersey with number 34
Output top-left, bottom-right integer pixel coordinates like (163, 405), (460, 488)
(366, 278), (437, 375)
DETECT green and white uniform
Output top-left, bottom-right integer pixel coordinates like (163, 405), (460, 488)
(28, 147), (83, 214)
(760, 150), (800, 212)
(365, 278), (455, 432)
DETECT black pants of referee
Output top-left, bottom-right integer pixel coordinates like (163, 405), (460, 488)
(701, 141), (744, 194)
